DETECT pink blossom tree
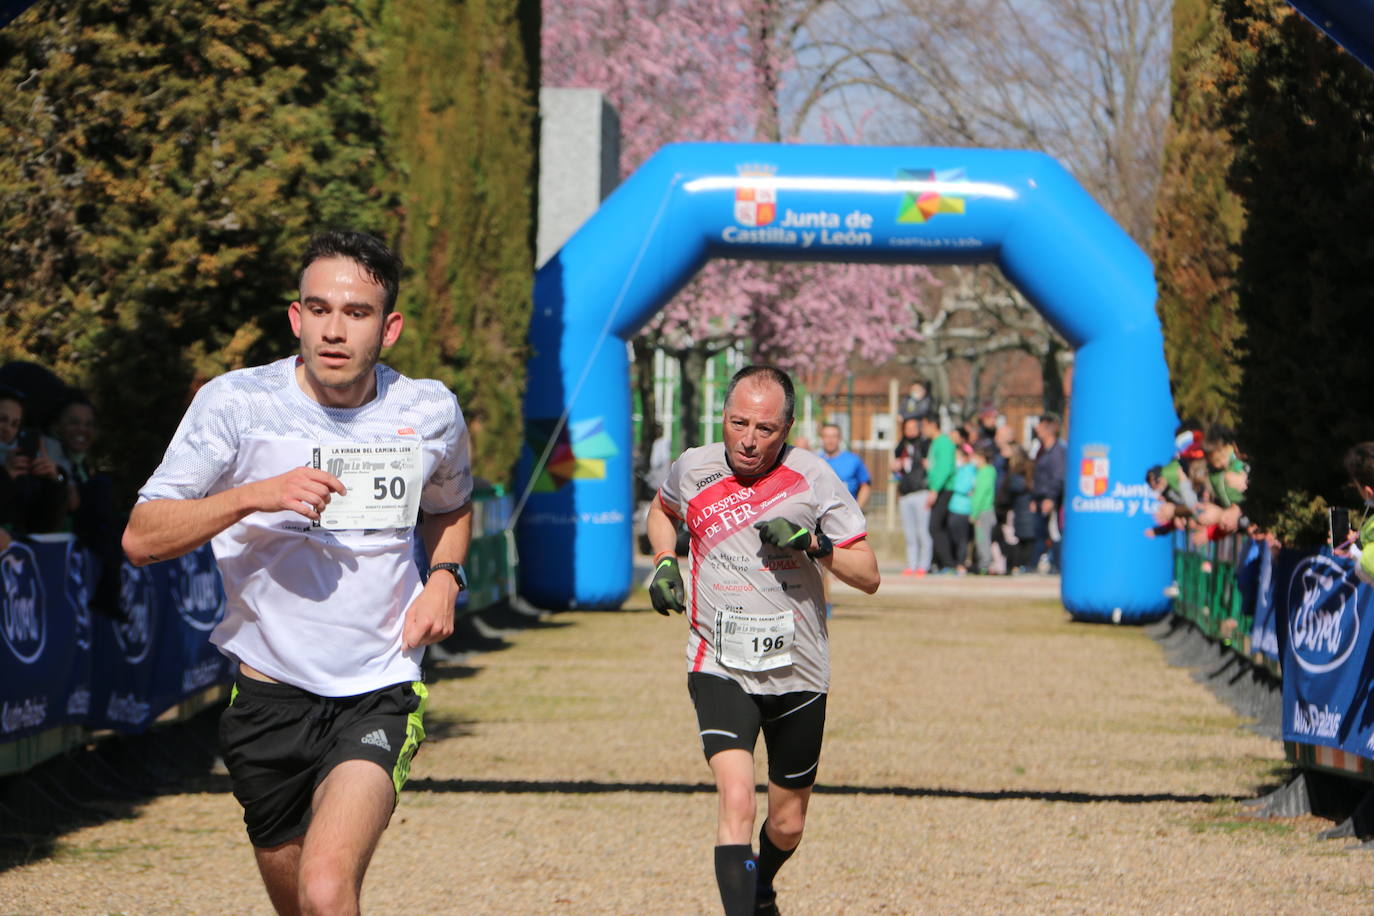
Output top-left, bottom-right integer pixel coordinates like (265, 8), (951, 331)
(543, 0), (932, 451)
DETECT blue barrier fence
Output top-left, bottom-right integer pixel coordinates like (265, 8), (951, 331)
(0, 537), (232, 775)
(1, 487), (517, 777)
(1173, 531), (1374, 781)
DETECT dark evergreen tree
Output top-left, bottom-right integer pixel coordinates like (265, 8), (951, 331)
(1, 0), (539, 500)
(1152, 0), (1245, 429)
(1219, 0), (1374, 536)
(378, 0), (538, 483)
(0, 0), (398, 500)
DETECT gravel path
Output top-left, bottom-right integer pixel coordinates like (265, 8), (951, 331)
(3, 572), (1372, 914)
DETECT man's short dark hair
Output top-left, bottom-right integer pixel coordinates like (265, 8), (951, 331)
(299, 230), (403, 315)
(724, 365), (795, 424)
(1345, 442), (1374, 489)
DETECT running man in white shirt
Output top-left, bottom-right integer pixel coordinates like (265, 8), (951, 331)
(646, 365), (880, 916)
(123, 231), (473, 916)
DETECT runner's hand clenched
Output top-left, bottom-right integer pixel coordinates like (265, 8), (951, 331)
(649, 556), (686, 615)
(754, 517), (811, 551)
(248, 467), (346, 521)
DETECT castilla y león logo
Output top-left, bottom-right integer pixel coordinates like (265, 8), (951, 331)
(733, 164), (777, 227)
(526, 416), (618, 493)
(1079, 445), (1109, 498)
(896, 167), (969, 223)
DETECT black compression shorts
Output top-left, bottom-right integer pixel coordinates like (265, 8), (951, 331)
(687, 672), (827, 789)
(218, 675), (427, 848)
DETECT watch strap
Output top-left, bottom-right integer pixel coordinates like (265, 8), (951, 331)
(428, 562), (467, 589)
(805, 529), (833, 559)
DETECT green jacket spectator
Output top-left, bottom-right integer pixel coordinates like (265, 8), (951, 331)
(949, 461), (976, 515)
(970, 463), (997, 516)
(926, 433), (955, 493)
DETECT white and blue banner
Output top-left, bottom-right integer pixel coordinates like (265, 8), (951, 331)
(1244, 542), (1301, 666)
(0, 538), (229, 742)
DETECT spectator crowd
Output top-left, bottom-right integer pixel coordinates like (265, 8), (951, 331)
(1146, 423), (1250, 544)
(889, 378), (1067, 577)
(0, 362), (123, 614)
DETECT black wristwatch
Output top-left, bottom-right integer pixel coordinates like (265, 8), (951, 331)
(428, 562), (467, 590)
(805, 530), (833, 559)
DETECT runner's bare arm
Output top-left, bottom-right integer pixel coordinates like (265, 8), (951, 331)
(646, 495), (679, 557)
(402, 502), (473, 650)
(121, 467), (346, 566)
(819, 536), (880, 594)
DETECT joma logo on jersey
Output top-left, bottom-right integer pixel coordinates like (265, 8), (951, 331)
(695, 472), (724, 491)
(734, 164), (777, 227)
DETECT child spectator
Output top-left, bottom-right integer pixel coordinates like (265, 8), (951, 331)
(970, 445), (998, 573)
(947, 443), (976, 574)
(1005, 447), (1038, 573)
(1203, 433), (1247, 532)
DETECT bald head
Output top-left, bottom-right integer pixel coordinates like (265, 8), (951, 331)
(722, 365), (795, 477)
(723, 365), (794, 425)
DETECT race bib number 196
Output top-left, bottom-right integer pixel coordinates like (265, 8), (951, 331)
(312, 442), (423, 530)
(715, 609), (794, 672)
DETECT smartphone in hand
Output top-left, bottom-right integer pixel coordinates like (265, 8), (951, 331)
(1330, 506), (1351, 548)
(14, 428), (37, 460)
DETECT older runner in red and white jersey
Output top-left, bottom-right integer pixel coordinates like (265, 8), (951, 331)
(646, 365), (880, 916)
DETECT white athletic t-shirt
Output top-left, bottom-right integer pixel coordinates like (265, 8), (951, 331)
(137, 356), (472, 696)
(658, 443), (867, 694)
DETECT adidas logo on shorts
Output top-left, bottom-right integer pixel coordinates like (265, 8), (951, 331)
(360, 728), (392, 752)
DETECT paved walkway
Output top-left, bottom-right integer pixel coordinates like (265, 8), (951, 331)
(2, 572), (1372, 913)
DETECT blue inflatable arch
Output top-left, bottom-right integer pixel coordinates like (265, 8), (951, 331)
(517, 143), (1177, 622)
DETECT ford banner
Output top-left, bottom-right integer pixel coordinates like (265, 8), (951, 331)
(0, 537), (230, 742)
(1280, 549), (1374, 754)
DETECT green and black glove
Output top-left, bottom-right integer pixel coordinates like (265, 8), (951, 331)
(754, 517), (833, 558)
(649, 555), (686, 615)
(753, 517), (811, 550)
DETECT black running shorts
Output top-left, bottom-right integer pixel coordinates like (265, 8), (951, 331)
(218, 675), (428, 848)
(687, 672), (827, 789)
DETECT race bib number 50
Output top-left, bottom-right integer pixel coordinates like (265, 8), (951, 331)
(715, 609), (794, 672)
(312, 442), (423, 530)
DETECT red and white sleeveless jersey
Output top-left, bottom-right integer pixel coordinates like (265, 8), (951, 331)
(658, 443), (867, 694)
